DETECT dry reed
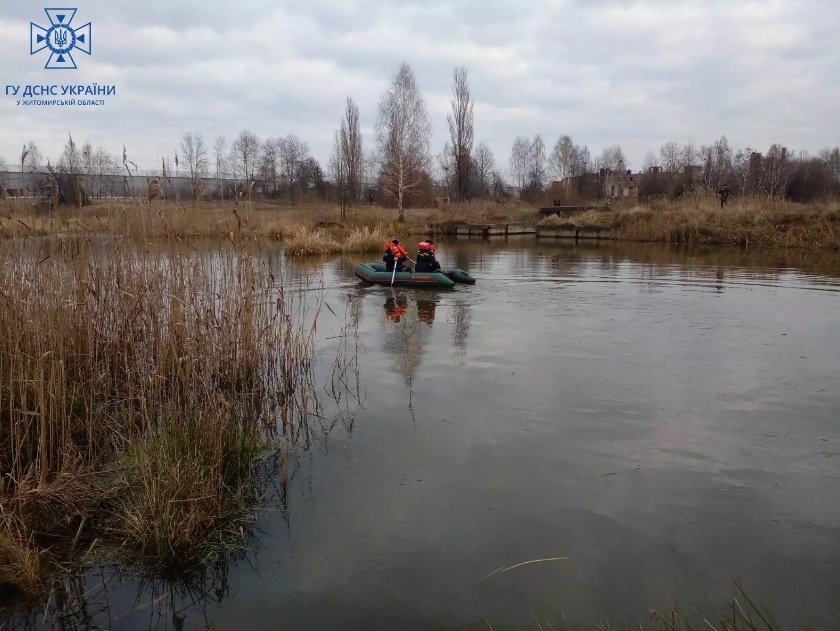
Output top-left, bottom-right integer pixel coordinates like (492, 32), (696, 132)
(284, 225), (389, 257)
(539, 194), (840, 248)
(0, 235), (327, 594)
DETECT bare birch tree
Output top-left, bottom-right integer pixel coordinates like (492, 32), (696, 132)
(509, 136), (530, 191)
(213, 136), (227, 198)
(231, 129), (260, 185)
(599, 145), (627, 171)
(331, 131), (348, 219)
(700, 136), (733, 189)
(376, 62), (431, 220)
(762, 144), (791, 198)
(527, 135), (547, 193)
(180, 132), (209, 208)
(447, 66), (474, 201)
(260, 137), (281, 197)
(549, 135), (575, 185)
(340, 97), (363, 204)
(279, 135), (309, 204)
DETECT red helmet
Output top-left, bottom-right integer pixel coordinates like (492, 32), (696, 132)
(418, 241), (432, 252)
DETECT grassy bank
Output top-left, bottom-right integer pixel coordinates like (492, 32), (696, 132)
(539, 195), (840, 249)
(0, 236), (327, 597)
(3, 195), (840, 250)
(0, 198), (533, 246)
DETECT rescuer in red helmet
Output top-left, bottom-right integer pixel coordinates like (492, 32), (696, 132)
(414, 239), (441, 272)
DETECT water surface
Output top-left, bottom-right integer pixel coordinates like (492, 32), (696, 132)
(15, 240), (840, 629)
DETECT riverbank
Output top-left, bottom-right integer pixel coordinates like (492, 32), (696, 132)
(538, 195), (840, 249)
(1, 195), (839, 251)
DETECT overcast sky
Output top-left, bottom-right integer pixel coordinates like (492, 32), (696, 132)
(1, 0), (838, 177)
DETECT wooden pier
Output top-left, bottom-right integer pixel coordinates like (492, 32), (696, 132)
(535, 226), (614, 240)
(537, 205), (600, 217)
(434, 223), (537, 238)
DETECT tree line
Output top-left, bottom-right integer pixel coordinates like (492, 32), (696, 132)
(2, 62), (839, 208)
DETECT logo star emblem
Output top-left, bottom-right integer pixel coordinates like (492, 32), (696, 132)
(30, 8), (92, 70)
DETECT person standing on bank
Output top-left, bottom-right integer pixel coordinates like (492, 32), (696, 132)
(383, 239), (410, 272)
(717, 183), (730, 208)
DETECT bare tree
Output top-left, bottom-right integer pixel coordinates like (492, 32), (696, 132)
(435, 143), (455, 197)
(363, 149), (378, 203)
(642, 150), (659, 171)
(340, 97), (363, 204)
(231, 129), (260, 186)
(527, 135), (547, 194)
(447, 66), (474, 201)
(376, 62), (431, 220)
(569, 144), (591, 179)
(260, 137), (281, 197)
(509, 136), (530, 191)
(549, 135), (575, 187)
(820, 147), (840, 187)
(681, 141), (698, 169)
(659, 141), (682, 172)
(279, 135), (309, 204)
(91, 146), (117, 197)
(473, 142), (495, 196)
(297, 157), (324, 197)
(330, 131), (348, 219)
(762, 144), (791, 198)
(21, 141), (42, 172)
(213, 136), (227, 198)
(57, 134), (87, 206)
(700, 136), (733, 190)
(81, 142), (93, 194)
(599, 145), (627, 171)
(490, 170), (509, 200)
(732, 147), (754, 196)
(180, 132), (209, 208)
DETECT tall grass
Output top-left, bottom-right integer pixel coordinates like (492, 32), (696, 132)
(540, 194), (840, 248)
(284, 225), (389, 256)
(0, 236), (326, 594)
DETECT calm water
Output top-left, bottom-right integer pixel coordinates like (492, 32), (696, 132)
(14, 240), (840, 629)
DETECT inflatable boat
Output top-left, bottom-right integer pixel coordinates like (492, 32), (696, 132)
(354, 262), (476, 287)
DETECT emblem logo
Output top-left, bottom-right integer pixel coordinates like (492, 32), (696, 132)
(30, 8), (92, 70)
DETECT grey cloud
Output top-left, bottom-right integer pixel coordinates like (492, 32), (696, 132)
(1, 0), (838, 175)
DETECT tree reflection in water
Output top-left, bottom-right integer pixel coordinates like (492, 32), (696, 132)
(381, 290), (442, 386)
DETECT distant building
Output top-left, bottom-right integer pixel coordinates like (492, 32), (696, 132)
(550, 164), (706, 203)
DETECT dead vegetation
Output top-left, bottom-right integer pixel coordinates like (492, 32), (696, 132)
(0, 235), (332, 597)
(539, 194), (840, 248)
(3, 194), (840, 251)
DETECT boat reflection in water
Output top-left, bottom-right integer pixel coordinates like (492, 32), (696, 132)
(382, 291), (443, 326)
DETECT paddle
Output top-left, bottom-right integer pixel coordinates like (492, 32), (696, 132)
(390, 260), (398, 286)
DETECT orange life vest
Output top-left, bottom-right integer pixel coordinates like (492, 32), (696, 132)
(386, 243), (408, 258)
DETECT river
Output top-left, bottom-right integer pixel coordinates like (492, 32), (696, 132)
(10, 239), (840, 629)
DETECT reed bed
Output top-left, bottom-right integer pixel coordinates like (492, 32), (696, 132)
(0, 198), (536, 242)
(284, 225), (389, 257)
(0, 236), (327, 595)
(539, 195), (840, 248)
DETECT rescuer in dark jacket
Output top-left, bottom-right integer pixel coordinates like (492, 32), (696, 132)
(414, 240), (441, 273)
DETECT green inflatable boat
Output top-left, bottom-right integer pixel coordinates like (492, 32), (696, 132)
(354, 262), (476, 287)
